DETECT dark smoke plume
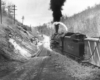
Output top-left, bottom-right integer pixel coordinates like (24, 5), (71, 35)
(50, 0), (66, 22)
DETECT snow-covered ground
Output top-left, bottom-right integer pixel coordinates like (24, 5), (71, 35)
(9, 38), (31, 59)
(42, 35), (52, 51)
(8, 34), (52, 59)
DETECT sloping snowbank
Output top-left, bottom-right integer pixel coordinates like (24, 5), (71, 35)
(9, 38), (31, 59)
(8, 34), (52, 59)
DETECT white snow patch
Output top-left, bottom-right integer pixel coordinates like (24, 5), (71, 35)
(9, 38), (31, 58)
(42, 35), (52, 51)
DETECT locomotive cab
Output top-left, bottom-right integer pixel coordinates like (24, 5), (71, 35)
(50, 22), (68, 49)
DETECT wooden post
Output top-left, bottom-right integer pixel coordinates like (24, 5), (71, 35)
(22, 16), (24, 25)
(13, 5), (16, 24)
(10, 5), (17, 24)
(0, 0), (2, 24)
(8, 6), (11, 15)
(1, 1), (6, 24)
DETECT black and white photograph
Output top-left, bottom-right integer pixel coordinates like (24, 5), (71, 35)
(0, 0), (100, 80)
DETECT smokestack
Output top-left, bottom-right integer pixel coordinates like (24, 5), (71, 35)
(50, 0), (66, 33)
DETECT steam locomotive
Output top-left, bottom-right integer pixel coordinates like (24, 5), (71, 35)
(50, 22), (100, 67)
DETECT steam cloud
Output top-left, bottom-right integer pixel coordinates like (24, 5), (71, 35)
(50, 0), (66, 22)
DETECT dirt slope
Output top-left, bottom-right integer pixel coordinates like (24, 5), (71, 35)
(0, 47), (100, 80)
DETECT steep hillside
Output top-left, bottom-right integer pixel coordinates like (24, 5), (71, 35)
(62, 4), (100, 37)
(0, 10), (40, 62)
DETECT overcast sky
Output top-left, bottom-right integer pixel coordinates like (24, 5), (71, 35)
(4, 0), (100, 26)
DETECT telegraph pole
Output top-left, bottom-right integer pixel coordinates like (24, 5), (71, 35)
(0, 0), (2, 24)
(0, 0), (5, 24)
(8, 5), (17, 24)
(12, 5), (17, 24)
(22, 16), (24, 25)
(1, 1), (6, 24)
(8, 5), (11, 15)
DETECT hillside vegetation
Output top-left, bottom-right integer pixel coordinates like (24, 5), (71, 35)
(62, 4), (100, 37)
(0, 8), (40, 62)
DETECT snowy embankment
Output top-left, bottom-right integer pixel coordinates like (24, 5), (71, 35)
(9, 38), (32, 59)
(8, 34), (51, 59)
